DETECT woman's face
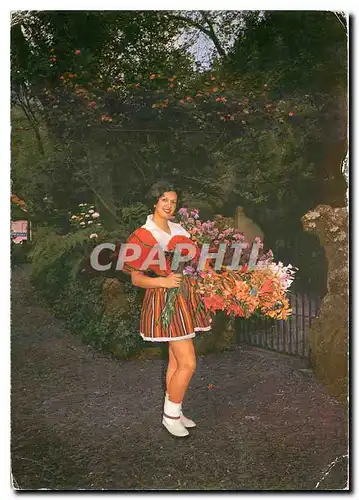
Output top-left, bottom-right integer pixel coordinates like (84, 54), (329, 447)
(154, 191), (178, 220)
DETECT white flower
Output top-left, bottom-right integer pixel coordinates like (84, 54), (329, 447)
(85, 214), (90, 218)
(88, 220), (94, 224)
(305, 210), (320, 220)
(88, 209), (94, 214)
(79, 203), (84, 207)
(71, 215), (77, 220)
(80, 212), (86, 216)
(97, 223), (101, 226)
(89, 233), (98, 239)
(91, 212), (100, 218)
(80, 222), (86, 226)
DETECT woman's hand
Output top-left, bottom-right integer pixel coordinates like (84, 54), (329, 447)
(161, 273), (183, 289)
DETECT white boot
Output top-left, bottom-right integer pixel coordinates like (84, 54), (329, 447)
(165, 392), (196, 428)
(162, 397), (189, 437)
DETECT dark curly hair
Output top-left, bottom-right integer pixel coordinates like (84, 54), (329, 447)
(146, 180), (182, 213)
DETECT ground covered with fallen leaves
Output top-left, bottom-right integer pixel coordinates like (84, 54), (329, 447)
(11, 265), (348, 490)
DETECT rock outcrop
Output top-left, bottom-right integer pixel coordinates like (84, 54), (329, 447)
(235, 207), (265, 244)
(302, 205), (348, 407)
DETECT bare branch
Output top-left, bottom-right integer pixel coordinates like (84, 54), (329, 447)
(167, 13), (227, 57)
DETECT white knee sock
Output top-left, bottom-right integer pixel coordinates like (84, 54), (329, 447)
(163, 397), (182, 420)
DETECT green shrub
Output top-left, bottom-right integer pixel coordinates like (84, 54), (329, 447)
(29, 224), (145, 358)
(11, 241), (31, 267)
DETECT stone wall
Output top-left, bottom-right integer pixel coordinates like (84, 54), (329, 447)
(302, 205), (348, 408)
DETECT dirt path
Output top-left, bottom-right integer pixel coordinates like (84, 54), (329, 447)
(11, 265), (348, 490)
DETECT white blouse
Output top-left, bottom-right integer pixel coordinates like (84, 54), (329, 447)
(142, 214), (190, 251)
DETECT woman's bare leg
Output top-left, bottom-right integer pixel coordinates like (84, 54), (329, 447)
(166, 343), (178, 393)
(167, 338), (196, 404)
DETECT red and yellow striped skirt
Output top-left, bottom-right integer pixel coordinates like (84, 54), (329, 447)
(140, 277), (212, 342)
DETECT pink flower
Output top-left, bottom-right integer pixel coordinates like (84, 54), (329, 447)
(289, 111), (295, 117)
(75, 49), (81, 55)
(233, 233), (245, 240)
(91, 212), (100, 218)
(190, 209), (200, 219)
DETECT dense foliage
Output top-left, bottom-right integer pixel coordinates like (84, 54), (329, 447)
(29, 224), (148, 358)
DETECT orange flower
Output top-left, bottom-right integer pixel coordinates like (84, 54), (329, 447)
(203, 294), (225, 312)
(150, 73), (156, 80)
(75, 49), (81, 55)
(226, 302), (245, 317)
(259, 278), (274, 295)
(167, 235), (200, 260)
(100, 114), (112, 122)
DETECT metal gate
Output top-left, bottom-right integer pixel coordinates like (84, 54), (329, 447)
(235, 292), (321, 359)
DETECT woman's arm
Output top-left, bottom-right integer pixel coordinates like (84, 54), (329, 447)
(131, 271), (182, 289)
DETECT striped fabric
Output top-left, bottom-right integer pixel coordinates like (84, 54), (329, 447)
(122, 226), (212, 342)
(140, 277), (212, 342)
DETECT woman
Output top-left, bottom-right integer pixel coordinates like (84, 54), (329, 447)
(123, 181), (212, 437)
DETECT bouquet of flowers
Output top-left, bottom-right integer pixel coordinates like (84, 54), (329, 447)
(157, 208), (296, 329)
(196, 262), (296, 321)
